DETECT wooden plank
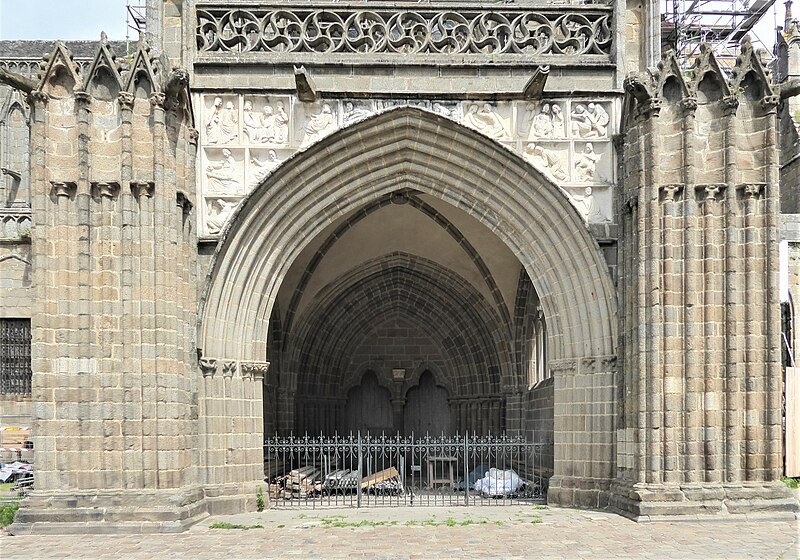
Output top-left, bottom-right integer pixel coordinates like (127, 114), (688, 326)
(361, 467), (400, 489)
(786, 367), (800, 477)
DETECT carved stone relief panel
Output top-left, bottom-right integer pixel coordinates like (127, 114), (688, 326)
(461, 101), (513, 142)
(242, 95), (292, 147)
(196, 93), (618, 235)
(203, 95), (239, 145)
(297, 101), (338, 148)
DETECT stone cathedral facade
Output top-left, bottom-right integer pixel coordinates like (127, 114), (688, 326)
(0, 0), (798, 532)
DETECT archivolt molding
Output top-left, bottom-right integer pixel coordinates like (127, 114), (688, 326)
(199, 107), (617, 366)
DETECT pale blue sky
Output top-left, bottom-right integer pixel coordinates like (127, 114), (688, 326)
(0, 0), (130, 41)
(0, 0), (785, 52)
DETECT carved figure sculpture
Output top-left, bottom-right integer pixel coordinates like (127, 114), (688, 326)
(551, 104), (565, 137)
(574, 143), (601, 182)
(273, 101), (290, 145)
(251, 149), (280, 184)
(525, 143), (567, 181)
(260, 105), (276, 144)
(206, 98), (238, 144)
(571, 103), (608, 138)
(205, 97), (223, 143)
(574, 186), (609, 222)
(206, 198), (238, 235)
(587, 103), (609, 137)
(206, 148), (240, 194)
(570, 104), (592, 138)
(432, 102), (454, 118)
(343, 102), (372, 126)
(519, 102), (536, 137)
(464, 103), (509, 140)
(531, 103), (553, 139)
(243, 100), (263, 143)
(301, 103), (336, 147)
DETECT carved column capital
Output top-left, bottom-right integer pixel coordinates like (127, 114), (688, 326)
(74, 91), (91, 106)
(760, 95), (779, 112)
(738, 182), (765, 199)
(149, 92), (166, 109)
(131, 180), (154, 199)
(660, 183), (684, 203)
(50, 181), (76, 199)
(117, 92), (135, 110)
(679, 96), (698, 115)
(221, 361), (237, 378)
(28, 90), (49, 107)
(240, 360), (271, 381)
(721, 95), (739, 116)
(92, 181), (120, 200)
(639, 98), (662, 119)
(199, 357), (218, 378)
(697, 183), (725, 202)
(176, 192), (193, 212)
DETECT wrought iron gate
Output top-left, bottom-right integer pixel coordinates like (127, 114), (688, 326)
(264, 433), (544, 508)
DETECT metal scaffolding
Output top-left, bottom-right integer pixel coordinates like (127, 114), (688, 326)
(126, 2), (147, 41)
(662, 0), (778, 68)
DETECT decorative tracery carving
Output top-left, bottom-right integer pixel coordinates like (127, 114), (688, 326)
(196, 6), (613, 58)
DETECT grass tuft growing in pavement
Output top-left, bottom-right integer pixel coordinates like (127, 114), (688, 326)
(0, 503), (19, 527)
(209, 521), (264, 530)
(780, 476), (799, 489)
(319, 516), (399, 528)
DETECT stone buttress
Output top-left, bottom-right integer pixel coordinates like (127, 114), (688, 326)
(612, 41), (799, 519)
(9, 38), (209, 533)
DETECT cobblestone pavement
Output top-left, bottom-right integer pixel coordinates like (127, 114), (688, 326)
(1, 506), (798, 559)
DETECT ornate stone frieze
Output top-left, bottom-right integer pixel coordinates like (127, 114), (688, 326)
(195, 93), (619, 235)
(581, 354), (617, 374)
(548, 358), (578, 376)
(195, 5), (613, 59)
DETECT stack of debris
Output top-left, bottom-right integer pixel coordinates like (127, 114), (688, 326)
(362, 467), (404, 495)
(270, 465), (323, 499)
(322, 469), (359, 493)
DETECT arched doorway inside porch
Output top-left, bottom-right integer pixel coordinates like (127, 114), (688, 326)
(198, 107), (618, 508)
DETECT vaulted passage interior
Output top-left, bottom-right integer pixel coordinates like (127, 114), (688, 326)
(263, 190), (551, 445)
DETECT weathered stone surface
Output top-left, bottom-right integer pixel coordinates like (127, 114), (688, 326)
(0, 0), (797, 535)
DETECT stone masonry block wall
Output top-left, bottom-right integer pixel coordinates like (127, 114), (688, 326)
(524, 377), (554, 479)
(613, 44), (797, 518)
(11, 39), (206, 532)
(0, 243), (31, 317)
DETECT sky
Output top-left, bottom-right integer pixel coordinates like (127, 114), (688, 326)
(0, 0), (788, 54)
(0, 0), (131, 41)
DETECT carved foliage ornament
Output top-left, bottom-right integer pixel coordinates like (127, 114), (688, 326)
(196, 7), (612, 57)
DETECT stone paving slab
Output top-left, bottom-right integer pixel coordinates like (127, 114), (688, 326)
(1, 506), (798, 559)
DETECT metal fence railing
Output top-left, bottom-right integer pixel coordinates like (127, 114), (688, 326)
(264, 432), (544, 508)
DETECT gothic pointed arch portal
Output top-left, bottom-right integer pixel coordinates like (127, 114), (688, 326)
(198, 107), (619, 508)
